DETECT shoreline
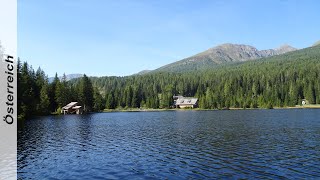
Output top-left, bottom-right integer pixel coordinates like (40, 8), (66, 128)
(103, 105), (320, 112)
(19, 105), (320, 121)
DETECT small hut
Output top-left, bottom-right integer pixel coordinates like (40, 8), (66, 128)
(61, 102), (83, 114)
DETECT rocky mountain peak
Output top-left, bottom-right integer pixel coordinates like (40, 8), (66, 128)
(275, 44), (297, 53)
(154, 43), (298, 72)
(215, 43), (258, 52)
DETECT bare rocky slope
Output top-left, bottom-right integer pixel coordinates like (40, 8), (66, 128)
(153, 43), (297, 72)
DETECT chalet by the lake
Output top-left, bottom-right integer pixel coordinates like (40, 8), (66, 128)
(173, 96), (198, 108)
(61, 102), (83, 114)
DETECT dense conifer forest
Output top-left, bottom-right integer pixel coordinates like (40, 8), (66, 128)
(17, 60), (104, 120)
(18, 45), (320, 119)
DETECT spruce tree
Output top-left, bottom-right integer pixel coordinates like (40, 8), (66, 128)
(39, 82), (50, 115)
(78, 74), (94, 112)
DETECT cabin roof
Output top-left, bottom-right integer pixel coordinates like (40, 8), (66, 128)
(175, 98), (198, 105)
(62, 102), (78, 110)
(72, 106), (82, 109)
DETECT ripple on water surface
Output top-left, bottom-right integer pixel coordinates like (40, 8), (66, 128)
(18, 109), (320, 179)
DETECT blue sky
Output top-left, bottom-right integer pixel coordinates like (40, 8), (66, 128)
(18, 0), (320, 77)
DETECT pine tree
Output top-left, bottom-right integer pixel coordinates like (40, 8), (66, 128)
(20, 62), (36, 118)
(105, 93), (115, 109)
(78, 74), (94, 112)
(49, 73), (59, 112)
(131, 86), (140, 108)
(305, 83), (316, 104)
(38, 82), (50, 115)
(55, 79), (64, 107)
(93, 87), (104, 111)
(125, 86), (133, 107)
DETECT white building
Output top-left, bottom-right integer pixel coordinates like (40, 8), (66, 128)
(173, 96), (198, 108)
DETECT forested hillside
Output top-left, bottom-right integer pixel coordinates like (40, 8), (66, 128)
(18, 44), (320, 119)
(88, 45), (320, 109)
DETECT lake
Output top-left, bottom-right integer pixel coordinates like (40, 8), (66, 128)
(18, 109), (320, 179)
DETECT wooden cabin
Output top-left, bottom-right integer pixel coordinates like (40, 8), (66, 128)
(173, 96), (198, 108)
(61, 102), (83, 114)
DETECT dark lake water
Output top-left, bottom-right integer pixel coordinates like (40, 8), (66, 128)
(18, 109), (320, 179)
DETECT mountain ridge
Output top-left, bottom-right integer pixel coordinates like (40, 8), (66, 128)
(312, 40), (320, 47)
(153, 43), (297, 73)
(133, 70), (152, 75)
(48, 73), (84, 83)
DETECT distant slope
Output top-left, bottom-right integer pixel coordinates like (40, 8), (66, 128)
(153, 43), (297, 73)
(312, 40), (320, 47)
(132, 70), (152, 76)
(222, 43), (320, 70)
(86, 44), (320, 109)
(48, 73), (83, 83)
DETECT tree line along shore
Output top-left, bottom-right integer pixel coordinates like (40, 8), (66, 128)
(18, 45), (320, 119)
